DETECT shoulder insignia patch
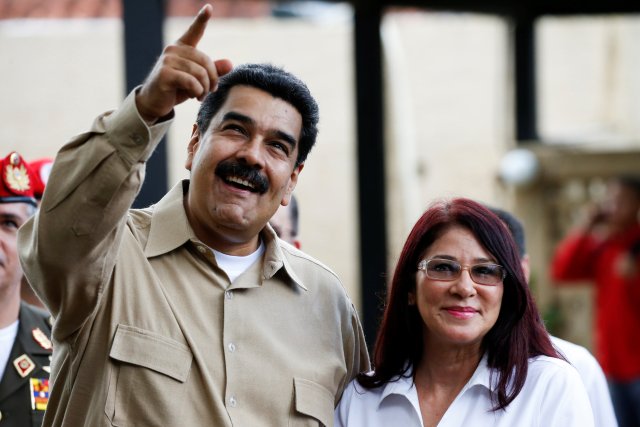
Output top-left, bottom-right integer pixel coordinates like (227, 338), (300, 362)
(32, 327), (53, 350)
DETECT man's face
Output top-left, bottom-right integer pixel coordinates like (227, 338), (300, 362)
(185, 85), (303, 252)
(0, 202), (32, 294)
(604, 182), (640, 228)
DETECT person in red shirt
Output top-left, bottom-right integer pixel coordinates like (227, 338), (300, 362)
(551, 175), (640, 427)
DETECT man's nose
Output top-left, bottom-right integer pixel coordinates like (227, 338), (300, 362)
(237, 138), (265, 168)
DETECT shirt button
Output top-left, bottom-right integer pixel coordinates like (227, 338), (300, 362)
(228, 342), (236, 353)
(197, 246), (206, 254)
(229, 396), (237, 407)
(225, 290), (233, 300)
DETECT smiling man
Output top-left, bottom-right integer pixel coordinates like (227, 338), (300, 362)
(18, 5), (368, 427)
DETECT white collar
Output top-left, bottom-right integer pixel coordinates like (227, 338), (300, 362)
(377, 354), (494, 410)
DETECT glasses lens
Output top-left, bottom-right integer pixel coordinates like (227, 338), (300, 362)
(470, 264), (505, 285)
(426, 259), (460, 280)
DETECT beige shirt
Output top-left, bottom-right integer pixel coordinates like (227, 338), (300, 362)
(18, 91), (370, 427)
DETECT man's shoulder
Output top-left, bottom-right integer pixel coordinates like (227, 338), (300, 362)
(551, 336), (597, 365)
(279, 242), (341, 284)
(277, 242), (356, 305)
(550, 336), (605, 382)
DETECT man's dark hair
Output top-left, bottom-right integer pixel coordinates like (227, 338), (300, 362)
(489, 207), (526, 258)
(196, 64), (319, 166)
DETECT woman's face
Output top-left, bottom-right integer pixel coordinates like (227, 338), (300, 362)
(409, 226), (504, 350)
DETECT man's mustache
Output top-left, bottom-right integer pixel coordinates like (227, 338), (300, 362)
(215, 160), (269, 194)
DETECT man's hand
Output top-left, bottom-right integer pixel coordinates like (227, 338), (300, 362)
(135, 4), (233, 123)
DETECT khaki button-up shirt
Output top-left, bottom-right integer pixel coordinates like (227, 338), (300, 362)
(18, 91), (370, 427)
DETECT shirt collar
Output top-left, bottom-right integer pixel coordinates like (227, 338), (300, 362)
(463, 353), (493, 391)
(259, 222), (307, 291)
(378, 354), (493, 408)
(144, 181), (194, 258)
(144, 180), (306, 291)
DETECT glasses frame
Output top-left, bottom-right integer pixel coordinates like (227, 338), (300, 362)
(417, 258), (507, 286)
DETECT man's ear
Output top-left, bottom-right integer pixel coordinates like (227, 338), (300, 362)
(185, 124), (200, 171)
(281, 163), (304, 206)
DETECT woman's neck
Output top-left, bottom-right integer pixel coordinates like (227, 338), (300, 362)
(413, 343), (483, 427)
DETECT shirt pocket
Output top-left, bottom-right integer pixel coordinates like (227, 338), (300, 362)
(105, 324), (193, 427)
(289, 377), (334, 427)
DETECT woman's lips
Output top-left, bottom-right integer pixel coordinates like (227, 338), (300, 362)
(444, 306), (478, 320)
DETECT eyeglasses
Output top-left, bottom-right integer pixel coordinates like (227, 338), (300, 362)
(417, 258), (506, 286)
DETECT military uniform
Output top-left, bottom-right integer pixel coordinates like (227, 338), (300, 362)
(0, 302), (52, 427)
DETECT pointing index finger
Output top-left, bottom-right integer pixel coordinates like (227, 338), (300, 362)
(178, 4), (213, 47)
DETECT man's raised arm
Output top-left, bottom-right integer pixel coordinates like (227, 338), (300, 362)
(18, 4), (231, 340)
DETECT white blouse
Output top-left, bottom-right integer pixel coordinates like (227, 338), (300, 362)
(335, 355), (594, 427)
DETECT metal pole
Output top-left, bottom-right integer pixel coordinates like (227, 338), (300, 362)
(354, 3), (388, 351)
(122, 0), (168, 208)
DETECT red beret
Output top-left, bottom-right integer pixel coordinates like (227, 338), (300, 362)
(0, 151), (38, 206)
(29, 158), (54, 200)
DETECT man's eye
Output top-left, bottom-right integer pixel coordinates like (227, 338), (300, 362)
(223, 124), (246, 134)
(1, 220), (19, 230)
(270, 142), (289, 155)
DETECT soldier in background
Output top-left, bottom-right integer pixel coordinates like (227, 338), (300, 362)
(0, 152), (52, 427)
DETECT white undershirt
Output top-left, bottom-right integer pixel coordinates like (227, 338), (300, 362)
(0, 320), (19, 380)
(213, 240), (265, 283)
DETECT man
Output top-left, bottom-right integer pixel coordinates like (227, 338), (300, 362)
(18, 5), (368, 427)
(0, 151), (53, 427)
(550, 176), (640, 427)
(490, 207), (618, 427)
(270, 193), (301, 248)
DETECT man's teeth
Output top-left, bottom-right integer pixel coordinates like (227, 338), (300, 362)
(227, 176), (255, 189)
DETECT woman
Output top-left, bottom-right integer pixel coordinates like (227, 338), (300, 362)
(335, 199), (593, 427)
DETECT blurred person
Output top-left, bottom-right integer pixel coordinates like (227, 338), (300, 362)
(490, 206), (617, 427)
(551, 175), (640, 427)
(0, 152), (52, 427)
(269, 193), (301, 248)
(18, 5), (368, 427)
(335, 198), (593, 427)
